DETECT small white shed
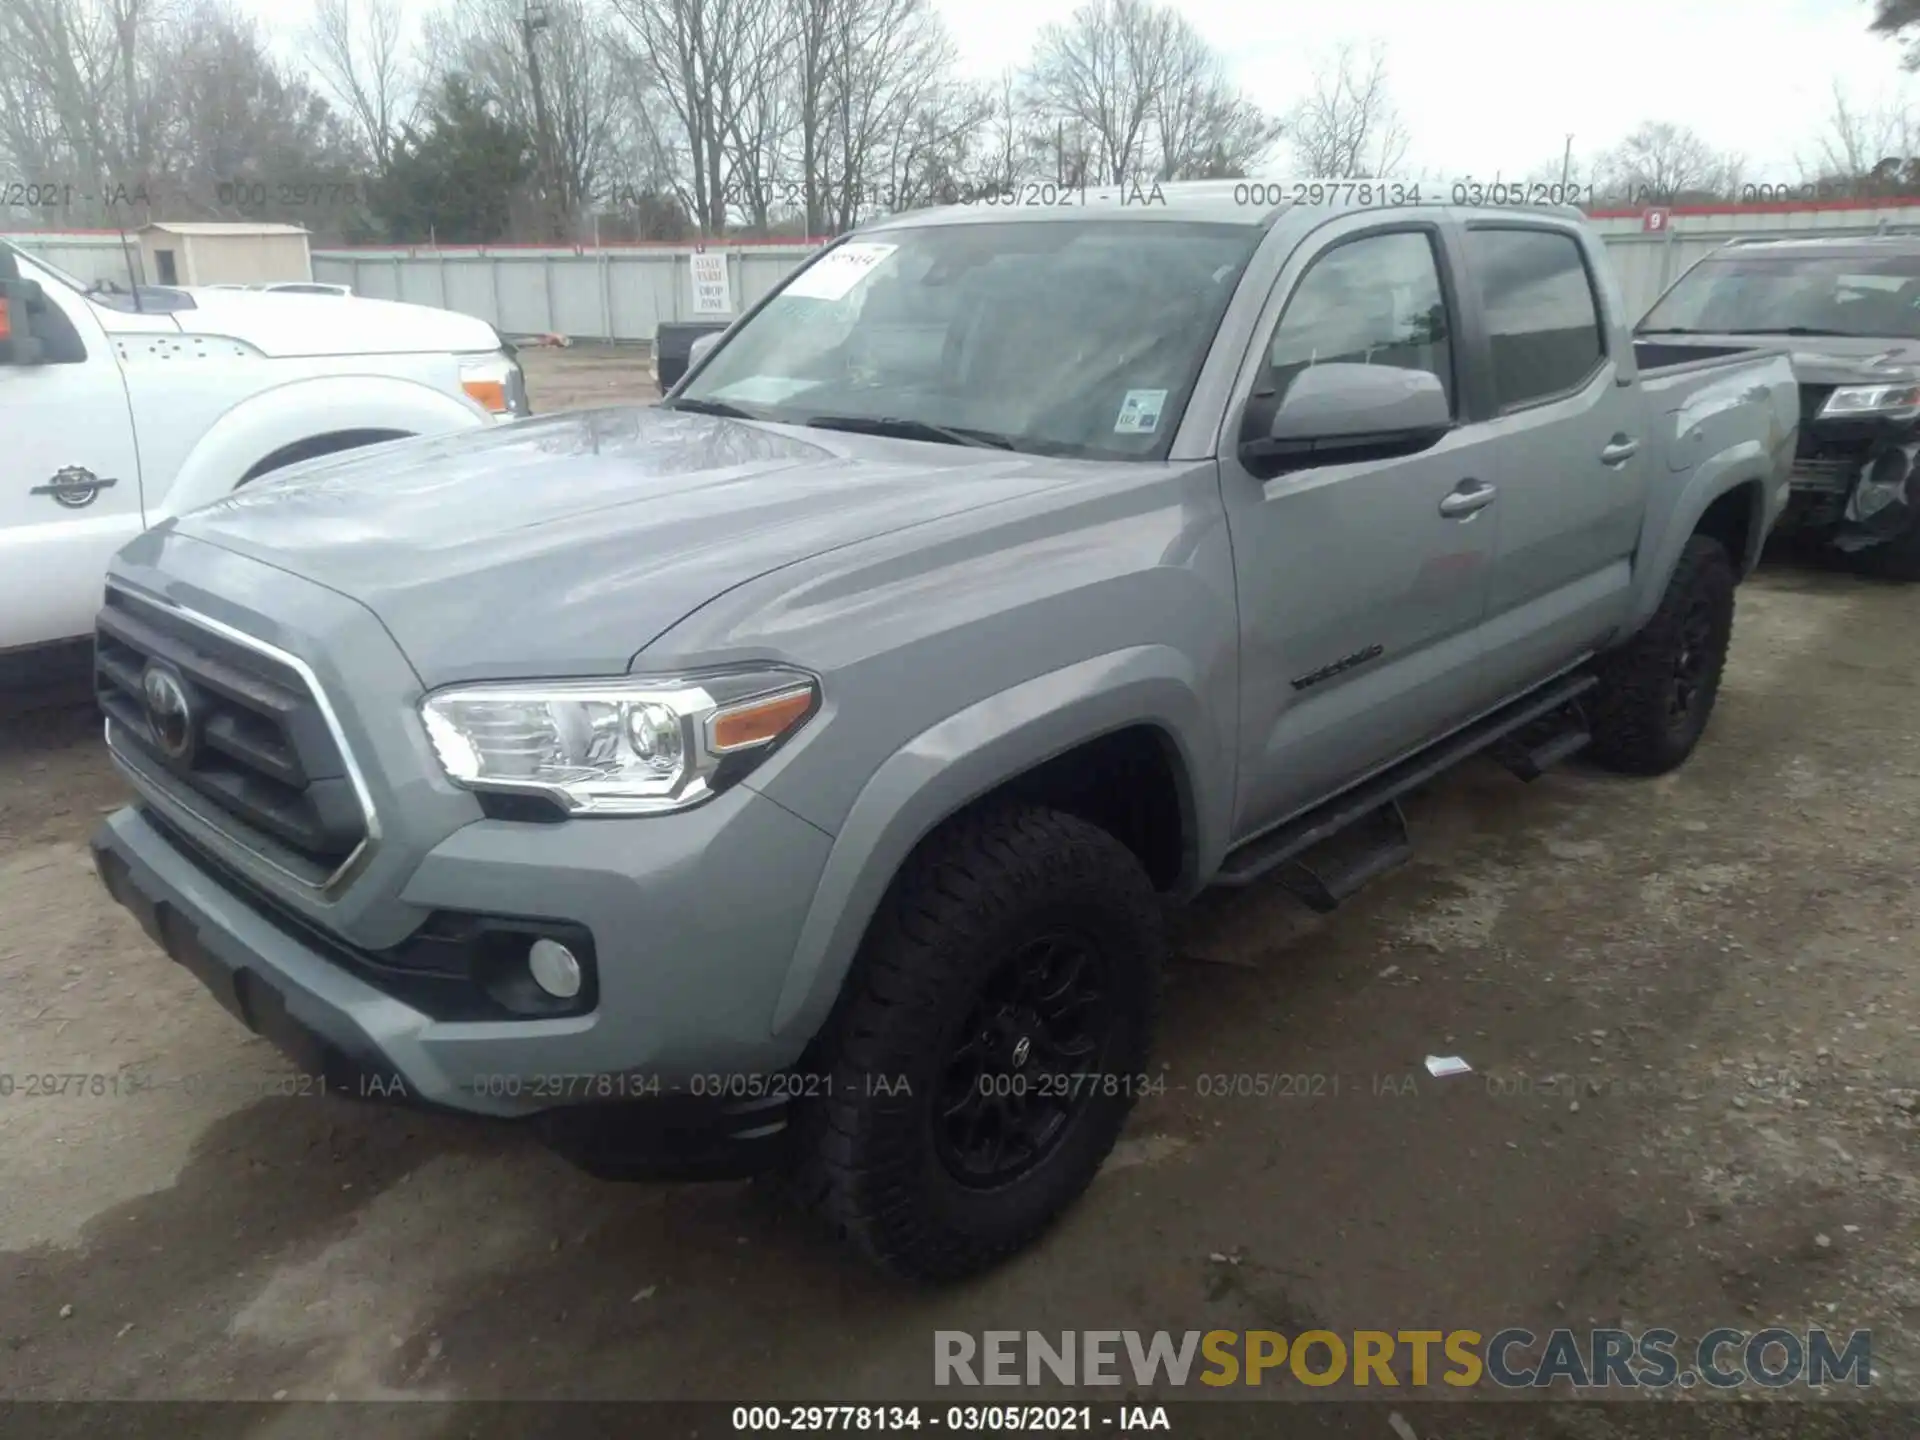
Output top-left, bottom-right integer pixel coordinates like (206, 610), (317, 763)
(137, 222), (313, 288)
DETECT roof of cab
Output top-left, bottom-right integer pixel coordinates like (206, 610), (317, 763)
(862, 179), (1281, 231)
(860, 181), (1591, 234)
(1714, 234), (1920, 258)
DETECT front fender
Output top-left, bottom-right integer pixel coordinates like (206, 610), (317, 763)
(765, 645), (1227, 1043)
(152, 375), (490, 522)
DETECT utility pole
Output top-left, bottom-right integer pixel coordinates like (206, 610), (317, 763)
(1560, 134), (1574, 191)
(520, 1), (561, 241)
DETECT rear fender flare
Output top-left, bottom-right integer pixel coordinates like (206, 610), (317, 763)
(1624, 442), (1770, 634)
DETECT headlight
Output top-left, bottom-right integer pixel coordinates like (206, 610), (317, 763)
(459, 349), (531, 418)
(1818, 382), (1920, 420)
(419, 668), (819, 815)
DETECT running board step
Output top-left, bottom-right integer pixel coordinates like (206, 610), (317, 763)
(1489, 707), (1593, 782)
(1213, 671), (1599, 894)
(1276, 801), (1412, 914)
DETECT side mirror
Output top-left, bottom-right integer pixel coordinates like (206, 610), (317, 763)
(0, 276), (47, 365)
(688, 331), (723, 371)
(1241, 362), (1450, 471)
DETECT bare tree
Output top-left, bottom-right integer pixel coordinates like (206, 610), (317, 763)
(878, 76), (993, 213)
(1151, 21), (1281, 181)
(1595, 121), (1741, 203)
(716, 0), (795, 230)
(308, 0), (416, 171)
(610, 0), (783, 234)
(821, 0), (954, 226)
(1024, 0), (1171, 186)
(149, 1), (360, 214)
(0, 0), (160, 202)
(1798, 81), (1920, 192)
(0, 0), (356, 230)
(1022, 0), (1275, 187)
(427, 0), (631, 238)
(1285, 41), (1408, 179)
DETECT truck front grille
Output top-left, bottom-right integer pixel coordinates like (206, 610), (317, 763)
(95, 587), (373, 889)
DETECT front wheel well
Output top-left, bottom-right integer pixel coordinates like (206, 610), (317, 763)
(951, 725), (1192, 893)
(240, 428), (413, 484)
(1692, 481), (1764, 577)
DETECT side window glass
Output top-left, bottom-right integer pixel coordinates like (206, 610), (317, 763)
(1464, 228), (1605, 409)
(1265, 230), (1454, 414)
(22, 281), (90, 365)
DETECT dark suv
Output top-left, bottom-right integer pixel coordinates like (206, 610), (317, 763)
(1637, 234), (1920, 576)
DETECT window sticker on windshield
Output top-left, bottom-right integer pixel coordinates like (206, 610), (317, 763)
(1114, 389), (1168, 435)
(783, 243), (898, 302)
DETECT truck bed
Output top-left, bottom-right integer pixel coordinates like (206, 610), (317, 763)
(1632, 338), (1775, 375)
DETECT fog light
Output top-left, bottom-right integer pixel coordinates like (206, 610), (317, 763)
(528, 938), (582, 999)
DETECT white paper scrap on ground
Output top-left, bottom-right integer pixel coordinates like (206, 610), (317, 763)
(1424, 1055), (1472, 1078)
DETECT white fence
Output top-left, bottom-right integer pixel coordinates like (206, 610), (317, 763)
(310, 243), (818, 341)
(13, 202), (1920, 340)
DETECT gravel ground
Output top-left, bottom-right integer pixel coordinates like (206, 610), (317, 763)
(519, 341), (663, 411)
(1, 349), (1916, 1424)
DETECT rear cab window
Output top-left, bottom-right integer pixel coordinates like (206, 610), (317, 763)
(1462, 228), (1608, 410)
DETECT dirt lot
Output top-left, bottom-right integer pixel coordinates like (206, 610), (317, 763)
(520, 340), (663, 411)
(2, 346), (1917, 1421)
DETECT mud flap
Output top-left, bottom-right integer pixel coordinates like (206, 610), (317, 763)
(1833, 442), (1920, 552)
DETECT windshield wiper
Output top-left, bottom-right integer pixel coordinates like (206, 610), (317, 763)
(802, 414), (1017, 450)
(665, 396), (758, 419)
(1635, 326), (1701, 335)
(1716, 326), (1855, 337)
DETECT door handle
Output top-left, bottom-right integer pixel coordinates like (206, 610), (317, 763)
(1600, 437), (1640, 466)
(1439, 481), (1498, 519)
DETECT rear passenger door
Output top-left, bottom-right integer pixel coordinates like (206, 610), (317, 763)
(1458, 222), (1648, 698)
(1218, 217), (1507, 839)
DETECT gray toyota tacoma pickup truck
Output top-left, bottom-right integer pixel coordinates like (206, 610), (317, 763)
(89, 186), (1798, 1281)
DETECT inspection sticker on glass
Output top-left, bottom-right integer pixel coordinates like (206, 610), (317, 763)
(783, 243), (897, 301)
(1114, 388), (1167, 435)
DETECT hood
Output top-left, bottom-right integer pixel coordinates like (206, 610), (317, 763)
(168, 406), (1088, 685)
(111, 289), (500, 358)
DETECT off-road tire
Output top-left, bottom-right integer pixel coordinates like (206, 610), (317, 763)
(788, 805), (1165, 1282)
(1588, 534), (1735, 776)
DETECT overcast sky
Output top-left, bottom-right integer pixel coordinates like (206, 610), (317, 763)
(245, 0), (1916, 184)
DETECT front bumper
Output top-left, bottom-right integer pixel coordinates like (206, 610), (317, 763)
(91, 789), (834, 1179)
(1785, 444), (1920, 546)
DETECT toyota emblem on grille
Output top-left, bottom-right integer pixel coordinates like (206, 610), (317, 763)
(141, 664), (196, 763)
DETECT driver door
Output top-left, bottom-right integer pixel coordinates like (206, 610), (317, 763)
(1218, 218), (1505, 838)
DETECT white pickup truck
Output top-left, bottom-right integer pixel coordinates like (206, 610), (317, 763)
(0, 240), (528, 657)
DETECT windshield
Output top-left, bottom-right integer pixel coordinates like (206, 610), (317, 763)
(5, 242), (89, 295)
(2, 240), (154, 313)
(1639, 254), (1920, 339)
(674, 220), (1261, 460)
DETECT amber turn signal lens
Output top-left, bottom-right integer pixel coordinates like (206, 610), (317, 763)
(0, 297), (11, 341)
(709, 688), (814, 753)
(463, 378), (508, 412)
